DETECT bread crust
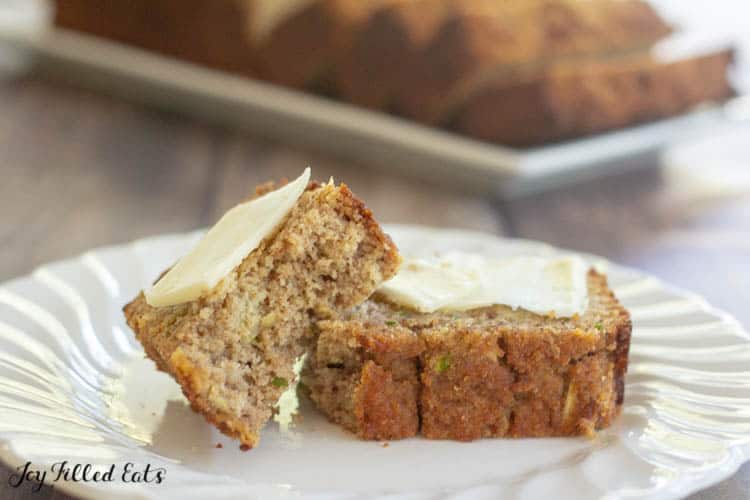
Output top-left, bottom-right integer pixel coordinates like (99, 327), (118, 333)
(305, 271), (632, 441)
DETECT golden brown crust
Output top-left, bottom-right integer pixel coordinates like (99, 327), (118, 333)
(53, 0), (257, 76)
(455, 49), (735, 147)
(305, 271), (632, 441)
(124, 179), (400, 448)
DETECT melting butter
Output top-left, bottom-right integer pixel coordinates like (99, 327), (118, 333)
(378, 251), (589, 317)
(146, 168), (311, 307)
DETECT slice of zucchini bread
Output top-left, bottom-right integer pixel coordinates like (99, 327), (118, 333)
(304, 270), (631, 441)
(124, 178), (400, 448)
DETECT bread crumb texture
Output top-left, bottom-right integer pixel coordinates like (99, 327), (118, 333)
(124, 181), (401, 448)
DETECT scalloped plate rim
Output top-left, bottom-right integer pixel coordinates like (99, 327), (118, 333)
(0, 225), (747, 500)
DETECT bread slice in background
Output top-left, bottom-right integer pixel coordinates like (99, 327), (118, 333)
(390, 0), (674, 124)
(454, 47), (735, 147)
(257, 0), (732, 147)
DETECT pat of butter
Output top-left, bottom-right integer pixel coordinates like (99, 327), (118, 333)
(145, 168), (311, 307)
(378, 251), (589, 317)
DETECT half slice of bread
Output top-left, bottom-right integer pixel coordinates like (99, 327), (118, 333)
(124, 179), (400, 448)
(304, 270), (631, 441)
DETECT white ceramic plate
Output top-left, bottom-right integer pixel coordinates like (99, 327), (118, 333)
(0, 3), (745, 197)
(1, 225), (749, 500)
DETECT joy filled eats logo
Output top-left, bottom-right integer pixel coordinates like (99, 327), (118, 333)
(8, 461), (166, 492)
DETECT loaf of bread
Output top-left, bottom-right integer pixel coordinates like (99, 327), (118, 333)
(261, 0), (733, 145)
(55, 0), (734, 146)
(304, 270), (631, 441)
(53, 0), (257, 76)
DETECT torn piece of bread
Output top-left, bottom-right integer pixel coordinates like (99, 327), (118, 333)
(124, 176), (401, 448)
(303, 270), (631, 441)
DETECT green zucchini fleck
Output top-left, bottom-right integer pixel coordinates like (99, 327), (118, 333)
(435, 355), (452, 374)
(271, 376), (288, 388)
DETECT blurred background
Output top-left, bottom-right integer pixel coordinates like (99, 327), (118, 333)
(0, 1), (748, 498)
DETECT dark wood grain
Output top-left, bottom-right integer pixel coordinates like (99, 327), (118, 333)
(0, 75), (747, 500)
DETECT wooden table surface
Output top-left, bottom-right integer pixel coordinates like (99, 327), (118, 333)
(0, 76), (748, 500)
